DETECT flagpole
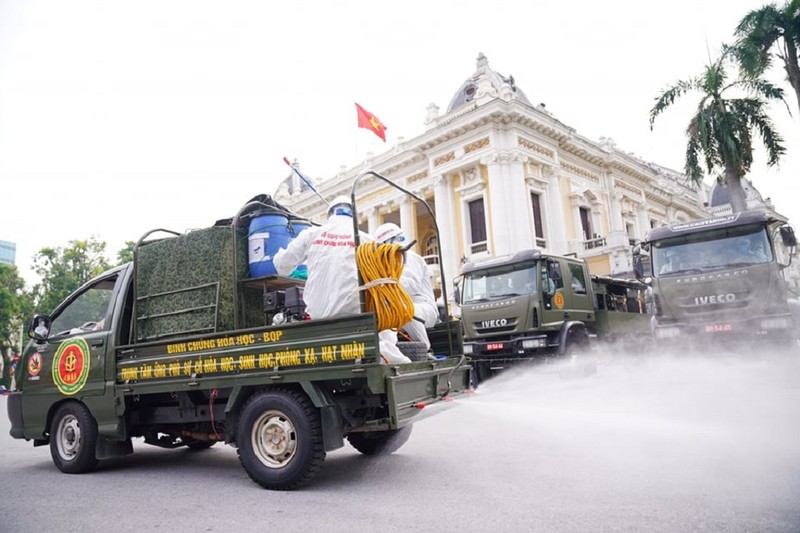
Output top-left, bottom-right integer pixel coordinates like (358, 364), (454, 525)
(283, 157), (330, 207)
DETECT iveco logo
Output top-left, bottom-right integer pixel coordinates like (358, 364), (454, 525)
(676, 270), (748, 284)
(694, 293), (736, 305)
(473, 299), (517, 310)
(481, 319), (508, 328)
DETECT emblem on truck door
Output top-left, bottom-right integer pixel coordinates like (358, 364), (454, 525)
(553, 292), (565, 309)
(52, 338), (91, 396)
(27, 352), (43, 379)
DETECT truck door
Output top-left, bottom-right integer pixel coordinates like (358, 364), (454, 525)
(565, 260), (593, 322)
(20, 271), (121, 401)
(541, 258), (567, 326)
(541, 258), (593, 326)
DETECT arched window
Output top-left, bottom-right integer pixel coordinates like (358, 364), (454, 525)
(423, 234), (439, 265)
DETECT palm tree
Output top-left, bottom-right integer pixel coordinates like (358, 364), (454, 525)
(733, 0), (800, 114)
(649, 55), (786, 213)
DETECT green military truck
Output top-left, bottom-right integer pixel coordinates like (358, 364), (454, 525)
(455, 250), (651, 382)
(6, 176), (470, 490)
(633, 209), (798, 348)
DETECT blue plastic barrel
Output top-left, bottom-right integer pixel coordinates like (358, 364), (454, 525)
(248, 213), (292, 277)
(288, 217), (312, 237)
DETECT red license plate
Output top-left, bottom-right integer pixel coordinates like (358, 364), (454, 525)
(704, 323), (733, 333)
(486, 343), (504, 351)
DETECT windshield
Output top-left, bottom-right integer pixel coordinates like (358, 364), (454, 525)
(51, 277), (115, 336)
(462, 261), (537, 304)
(652, 224), (773, 277)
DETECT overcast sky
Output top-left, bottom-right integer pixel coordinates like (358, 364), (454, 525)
(1, 0), (798, 287)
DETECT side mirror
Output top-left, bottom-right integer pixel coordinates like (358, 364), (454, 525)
(28, 314), (52, 342)
(452, 276), (462, 305)
(780, 226), (797, 248)
(632, 255), (644, 279)
(632, 244), (641, 256)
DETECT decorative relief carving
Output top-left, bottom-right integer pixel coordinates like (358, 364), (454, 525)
(560, 161), (599, 182)
(455, 167), (485, 195)
(613, 179), (643, 196)
(464, 137), (490, 154)
(434, 152), (455, 167)
(433, 174), (451, 188)
(518, 137), (555, 159)
(357, 187), (393, 204)
(406, 170), (428, 184)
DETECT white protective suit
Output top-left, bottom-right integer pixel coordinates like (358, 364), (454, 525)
(273, 200), (410, 364)
(273, 212), (360, 319)
(375, 223), (439, 349)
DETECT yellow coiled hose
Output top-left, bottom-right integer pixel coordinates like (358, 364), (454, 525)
(356, 242), (415, 331)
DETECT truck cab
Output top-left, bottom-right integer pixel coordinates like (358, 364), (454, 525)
(634, 210), (798, 348)
(455, 251), (595, 369)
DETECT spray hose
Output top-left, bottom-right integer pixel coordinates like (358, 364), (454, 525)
(356, 242), (415, 331)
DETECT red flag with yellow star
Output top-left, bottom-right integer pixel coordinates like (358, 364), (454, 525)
(355, 102), (387, 142)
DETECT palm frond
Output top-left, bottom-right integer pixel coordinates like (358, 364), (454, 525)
(649, 79), (695, 129)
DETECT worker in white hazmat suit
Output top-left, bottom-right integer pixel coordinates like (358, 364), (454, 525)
(375, 222), (439, 350)
(274, 197), (410, 364)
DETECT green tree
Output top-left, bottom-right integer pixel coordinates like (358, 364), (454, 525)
(117, 240), (135, 266)
(30, 237), (112, 315)
(649, 55), (786, 213)
(733, 0), (800, 114)
(0, 264), (30, 386)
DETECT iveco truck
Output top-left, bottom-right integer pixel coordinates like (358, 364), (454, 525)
(455, 250), (651, 382)
(633, 210), (798, 348)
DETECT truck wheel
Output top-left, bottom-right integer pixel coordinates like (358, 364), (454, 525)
(236, 389), (325, 490)
(397, 341), (429, 361)
(471, 361), (492, 387)
(564, 331), (589, 357)
(560, 333), (597, 378)
(347, 425), (413, 455)
(50, 401), (99, 474)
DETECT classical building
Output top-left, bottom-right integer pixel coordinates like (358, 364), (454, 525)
(274, 53), (765, 302)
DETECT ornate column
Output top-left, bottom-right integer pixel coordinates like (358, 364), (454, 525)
(433, 174), (457, 300)
(543, 166), (568, 255)
(365, 207), (379, 236)
(610, 192), (626, 233)
(399, 196), (415, 245)
(482, 151), (532, 256)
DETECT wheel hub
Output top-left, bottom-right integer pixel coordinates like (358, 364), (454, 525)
(252, 410), (298, 468)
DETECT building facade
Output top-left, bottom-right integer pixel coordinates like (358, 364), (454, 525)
(274, 54), (780, 303)
(0, 240), (16, 266)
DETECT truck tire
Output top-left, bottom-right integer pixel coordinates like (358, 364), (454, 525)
(236, 389), (325, 490)
(562, 329), (589, 357)
(470, 360), (492, 388)
(560, 332), (597, 379)
(50, 401), (99, 474)
(347, 425), (413, 455)
(396, 341), (429, 361)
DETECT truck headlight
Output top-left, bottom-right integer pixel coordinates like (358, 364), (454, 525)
(521, 339), (546, 349)
(760, 317), (791, 330)
(654, 326), (681, 339)
(463, 343), (474, 355)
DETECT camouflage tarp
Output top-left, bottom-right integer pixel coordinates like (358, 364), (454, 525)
(135, 225), (248, 341)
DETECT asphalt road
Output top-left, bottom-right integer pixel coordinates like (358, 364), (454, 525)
(2, 350), (799, 533)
